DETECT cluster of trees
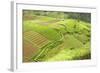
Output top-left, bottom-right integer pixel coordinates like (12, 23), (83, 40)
(66, 12), (91, 23)
(23, 10), (91, 23)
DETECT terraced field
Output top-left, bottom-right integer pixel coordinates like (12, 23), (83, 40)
(23, 31), (51, 62)
(23, 10), (91, 62)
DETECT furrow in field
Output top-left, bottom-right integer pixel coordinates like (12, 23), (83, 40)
(24, 36), (49, 48)
(24, 37), (41, 48)
(23, 39), (39, 62)
(24, 31), (49, 40)
(24, 31), (50, 48)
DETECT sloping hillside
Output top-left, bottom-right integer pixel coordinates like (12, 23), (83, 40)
(23, 13), (91, 62)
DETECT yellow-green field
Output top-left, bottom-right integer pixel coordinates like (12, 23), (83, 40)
(23, 10), (91, 62)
